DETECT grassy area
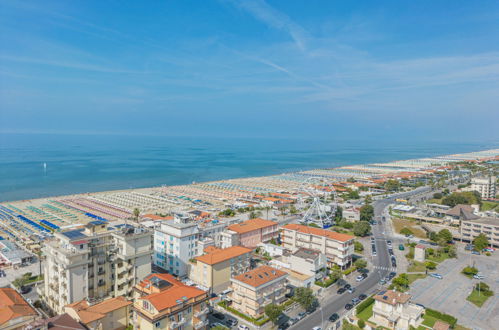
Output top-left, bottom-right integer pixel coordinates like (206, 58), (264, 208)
(392, 218), (426, 238)
(407, 273), (427, 284)
(357, 301), (374, 322)
(467, 289), (491, 307)
(427, 198), (443, 204)
(427, 251), (451, 263)
(407, 261), (426, 272)
(481, 201), (498, 212)
(421, 314), (439, 327)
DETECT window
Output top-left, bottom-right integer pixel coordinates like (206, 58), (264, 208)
(155, 321), (161, 327)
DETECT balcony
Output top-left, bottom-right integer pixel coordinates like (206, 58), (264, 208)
(97, 270), (106, 275)
(194, 307), (209, 318)
(98, 280), (106, 287)
(194, 320), (209, 329)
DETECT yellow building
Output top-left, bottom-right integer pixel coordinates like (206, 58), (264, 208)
(64, 296), (132, 330)
(230, 265), (288, 318)
(133, 273), (209, 330)
(189, 246), (252, 293)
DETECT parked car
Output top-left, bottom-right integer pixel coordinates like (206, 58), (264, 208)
(358, 294), (367, 300)
(337, 287), (346, 294)
(344, 284), (351, 290)
(351, 297), (360, 305)
(387, 240), (392, 247)
(356, 275), (365, 282)
(473, 274), (485, 280)
(345, 303), (353, 310)
(238, 325), (250, 330)
(226, 318), (238, 327)
(212, 313), (225, 321)
(297, 312), (307, 320)
(388, 272), (397, 279)
(472, 251), (480, 255)
(287, 318), (298, 326)
(211, 323), (228, 329)
(348, 287), (356, 294)
(430, 273), (443, 279)
(399, 244), (405, 251)
(329, 313), (339, 322)
(20, 286), (31, 294)
(312, 327), (322, 330)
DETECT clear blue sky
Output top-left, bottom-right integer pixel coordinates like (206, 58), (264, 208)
(1, 0), (498, 141)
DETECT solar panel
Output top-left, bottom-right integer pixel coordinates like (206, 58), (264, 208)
(62, 229), (86, 240)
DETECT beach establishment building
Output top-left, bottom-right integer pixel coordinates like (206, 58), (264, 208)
(220, 218), (278, 249)
(42, 221), (153, 314)
(281, 224), (355, 268)
(370, 290), (424, 330)
(132, 273), (209, 330)
(0, 287), (39, 330)
(153, 219), (199, 278)
(230, 265), (288, 318)
(460, 217), (499, 247)
(189, 246), (252, 293)
(0, 240), (34, 267)
(471, 176), (496, 199)
(64, 296), (132, 330)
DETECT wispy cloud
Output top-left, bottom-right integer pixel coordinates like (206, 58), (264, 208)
(225, 0), (309, 51)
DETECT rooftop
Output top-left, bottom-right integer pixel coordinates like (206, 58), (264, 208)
(0, 288), (38, 326)
(374, 290), (411, 305)
(282, 224), (355, 242)
(65, 296), (131, 324)
(227, 218), (277, 234)
(292, 248), (321, 260)
(26, 313), (86, 330)
(195, 245), (252, 265)
(233, 265), (287, 288)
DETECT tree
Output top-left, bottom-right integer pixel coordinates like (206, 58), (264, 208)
(392, 273), (410, 291)
(264, 304), (283, 325)
(353, 221), (371, 237)
(425, 261), (437, 270)
(462, 266), (478, 276)
(294, 287), (317, 312)
(433, 192), (443, 199)
(354, 258), (367, 269)
(448, 245), (457, 258)
(385, 179), (401, 192)
(358, 319), (366, 329)
(290, 205), (298, 214)
(400, 228), (413, 236)
(428, 231), (437, 242)
(133, 208), (140, 222)
(437, 229), (453, 244)
(269, 238), (277, 245)
(473, 234), (489, 251)
(250, 210), (262, 219)
(335, 206), (343, 221)
(329, 267), (343, 282)
(346, 189), (360, 200)
(360, 204), (374, 222)
(354, 241), (364, 252)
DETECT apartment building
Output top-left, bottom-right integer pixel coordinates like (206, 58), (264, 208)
(153, 219), (199, 277)
(189, 246), (252, 293)
(281, 224), (354, 268)
(221, 218), (278, 249)
(288, 248), (327, 280)
(65, 296), (132, 330)
(461, 217), (499, 247)
(230, 265), (288, 318)
(43, 221), (153, 314)
(370, 290), (424, 330)
(471, 176), (497, 199)
(0, 288), (39, 330)
(133, 273), (209, 330)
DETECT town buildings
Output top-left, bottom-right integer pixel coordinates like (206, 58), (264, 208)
(42, 221), (153, 314)
(132, 273), (209, 330)
(64, 296), (132, 330)
(153, 219), (199, 277)
(0, 287), (39, 329)
(460, 217), (499, 247)
(471, 176), (497, 199)
(189, 246), (252, 293)
(281, 224), (355, 268)
(230, 265), (288, 318)
(370, 290), (424, 330)
(220, 218), (278, 249)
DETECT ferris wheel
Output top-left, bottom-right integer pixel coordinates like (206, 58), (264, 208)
(299, 177), (338, 228)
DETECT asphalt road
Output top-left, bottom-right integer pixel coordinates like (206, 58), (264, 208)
(290, 187), (432, 330)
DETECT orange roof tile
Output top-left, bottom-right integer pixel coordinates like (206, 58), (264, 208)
(374, 290), (411, 305)
(143, 214), (174, 221)
(196, 246), (252, 265)
(233, 265), (287, 288)
(282, 224), (354, 242)
(228, 218), (277, 234)
(0, 288), (38, 326)
(65, 297), (131, 325)
(137, 273), (206, 311)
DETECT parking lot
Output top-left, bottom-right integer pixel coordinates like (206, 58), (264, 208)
(409, 250), (499, 330)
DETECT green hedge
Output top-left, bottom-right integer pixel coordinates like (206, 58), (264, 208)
(356, 297), (375, 315)
(343, 267), (356, 276)
(425, 308), (457, 327)
(217, 301), (270, 326)
(315, 277), (337, 288)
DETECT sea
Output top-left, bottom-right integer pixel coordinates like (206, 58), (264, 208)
(0, 133), (497, 203)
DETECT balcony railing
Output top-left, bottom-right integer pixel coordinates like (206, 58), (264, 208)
(194, 320), (209, 329)
(194, 307), (209, 318)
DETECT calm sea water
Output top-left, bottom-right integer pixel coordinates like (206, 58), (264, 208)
(0, 133), (497, 202)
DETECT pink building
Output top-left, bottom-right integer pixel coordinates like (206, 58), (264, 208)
(225, 218), (279, 248)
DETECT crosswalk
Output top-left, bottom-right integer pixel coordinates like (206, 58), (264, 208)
(374, 266), (397, 272)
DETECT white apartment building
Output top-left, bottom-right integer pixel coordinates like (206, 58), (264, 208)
(471, 176), (497, 199)
(153, 218), (199, 277)
(370, 290), (424, 329)
(43, 221), (152, 314)
(461, 217), (499, 247)
(281, 224), (354, 268)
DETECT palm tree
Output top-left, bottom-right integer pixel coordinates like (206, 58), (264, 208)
(133, 208), (140, 223)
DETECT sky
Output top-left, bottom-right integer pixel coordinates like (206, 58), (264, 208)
(0, 0), (498, 141)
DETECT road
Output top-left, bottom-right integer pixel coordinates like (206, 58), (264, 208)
(290, 186), (432, 330)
